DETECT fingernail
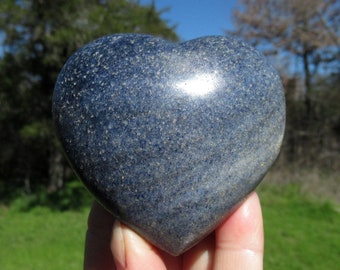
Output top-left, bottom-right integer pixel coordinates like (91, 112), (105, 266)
(112, 220), (126, 269)
(123, 225), (154, 254)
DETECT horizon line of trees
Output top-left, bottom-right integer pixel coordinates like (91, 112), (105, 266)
(0, 0), (339, 207)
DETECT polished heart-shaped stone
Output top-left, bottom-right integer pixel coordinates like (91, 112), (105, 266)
(52, 34), (285, 255)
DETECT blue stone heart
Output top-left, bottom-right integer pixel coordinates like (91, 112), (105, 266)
(52, 34), (285, 255)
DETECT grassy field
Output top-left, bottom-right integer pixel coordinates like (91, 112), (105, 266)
(1, 170), (339, 269)
(0, 206), (88, 270)
(258, 183), (339, 269)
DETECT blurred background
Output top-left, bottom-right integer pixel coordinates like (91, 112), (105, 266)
(0, 0), (339, 269)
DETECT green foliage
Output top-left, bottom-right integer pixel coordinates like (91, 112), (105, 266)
(19, 121), (51, 140)
(9, 179), (92, 212)
(0, 0), (178, 203)
(52, 180), (93, 210)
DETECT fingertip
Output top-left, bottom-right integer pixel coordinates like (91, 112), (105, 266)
(112, 221), (126, 269)
(216, 192), (263, 247)
(214, 192), (264, 270)
(182, 233), (215, 270)
(112, 222), (167, 270)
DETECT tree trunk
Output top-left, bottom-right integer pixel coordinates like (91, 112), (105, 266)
(302, 50), (312, 115)
(48, 147), (64, 193)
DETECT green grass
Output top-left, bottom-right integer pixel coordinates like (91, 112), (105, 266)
(258, 183), (340, 270)
(0, 206), (89, 270)
(0, 182), (339, 269)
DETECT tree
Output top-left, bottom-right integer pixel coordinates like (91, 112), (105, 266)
(228, 0), (340, 168)
(229, 0), (340, 100)
(0, 0), (178, 201)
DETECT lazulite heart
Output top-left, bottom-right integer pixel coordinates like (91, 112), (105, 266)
(52, 34), (285, 255)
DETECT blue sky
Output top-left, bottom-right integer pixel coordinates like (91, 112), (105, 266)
(0, 0), (237, 55)
(140, 0), (238, 41)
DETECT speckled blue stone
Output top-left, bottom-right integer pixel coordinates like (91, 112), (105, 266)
(52, 34), (285, 255)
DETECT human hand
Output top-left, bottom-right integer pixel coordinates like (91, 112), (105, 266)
(84, 192), (263, 270)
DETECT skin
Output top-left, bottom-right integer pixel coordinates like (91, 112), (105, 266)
(84, 192), (264, 270)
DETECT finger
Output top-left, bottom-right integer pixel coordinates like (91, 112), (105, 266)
(213, 192), (264, 270)
(111, 221), (181, 270)
(182, 233), (215, 270)
(84, 201), (116, 270)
